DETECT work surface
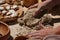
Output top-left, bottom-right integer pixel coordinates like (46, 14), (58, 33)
(8, 22), (60, 40)
(9, 23), (36, 40)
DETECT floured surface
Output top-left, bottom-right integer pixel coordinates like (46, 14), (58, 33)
(8, 22), (60, 40)
(9, 23), (36, 39)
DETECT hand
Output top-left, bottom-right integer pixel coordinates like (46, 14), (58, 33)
(31, 0), (60, 18)
(27, 27), (53, 38)
(26, 26), (60, 39)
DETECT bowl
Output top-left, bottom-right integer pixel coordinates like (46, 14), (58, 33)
(0, 21), (10, 40)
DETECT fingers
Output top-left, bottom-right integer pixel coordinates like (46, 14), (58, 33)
(26, 26), (60, 39)
(27, 27), (53, 38)
(28, 3), (38, 9)
(46, 0), (52, 2)
(27, 30), (41, 38)
(29, 36), (42, 39)
(53, 26), (60, 34)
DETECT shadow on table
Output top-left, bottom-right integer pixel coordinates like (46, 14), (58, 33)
(8, 36), (14, 40)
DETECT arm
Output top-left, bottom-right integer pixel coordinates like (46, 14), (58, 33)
(33, 0), (52, 18)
